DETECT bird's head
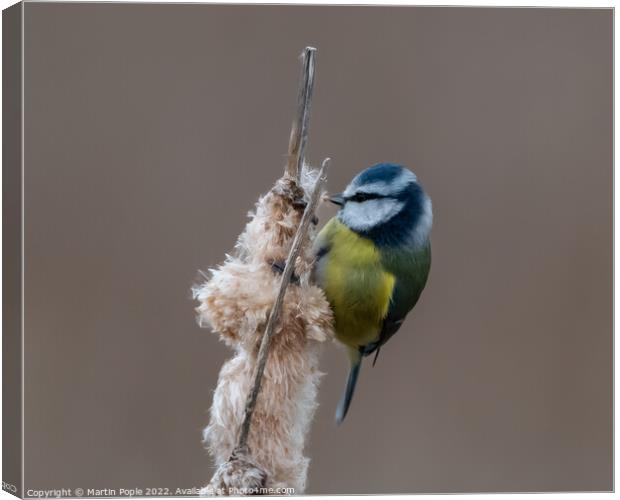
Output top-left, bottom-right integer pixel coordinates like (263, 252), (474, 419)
(328, 163), (432, 247)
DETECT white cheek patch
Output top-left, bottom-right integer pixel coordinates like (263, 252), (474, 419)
(339, 198), (405, 232)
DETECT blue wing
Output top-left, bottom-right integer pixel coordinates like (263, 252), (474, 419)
(361, 243), (432, 362)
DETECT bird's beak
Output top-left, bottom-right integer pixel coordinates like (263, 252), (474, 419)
(328, 193), (345, 206)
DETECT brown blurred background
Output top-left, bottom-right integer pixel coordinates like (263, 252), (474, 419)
(22, 4), (612, 494)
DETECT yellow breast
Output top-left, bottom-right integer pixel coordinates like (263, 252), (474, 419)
(316, 218), (395, 348)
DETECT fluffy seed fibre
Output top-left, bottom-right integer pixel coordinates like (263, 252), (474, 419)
(192, 170), (334, 494)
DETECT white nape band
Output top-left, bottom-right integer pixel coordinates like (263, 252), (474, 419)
(408, 195), (433, 247)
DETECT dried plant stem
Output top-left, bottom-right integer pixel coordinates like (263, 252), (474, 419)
(232, 158), (330, 457)
(286, 47), (317, 180)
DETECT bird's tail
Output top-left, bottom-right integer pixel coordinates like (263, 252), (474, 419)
(335, 349), (362, 425)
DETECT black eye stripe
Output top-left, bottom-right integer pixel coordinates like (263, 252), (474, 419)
(347, 192), (384, 202)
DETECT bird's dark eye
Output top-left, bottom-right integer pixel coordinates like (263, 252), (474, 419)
(350, 192), (379, 203)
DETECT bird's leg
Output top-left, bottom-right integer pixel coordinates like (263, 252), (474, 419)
(293, 198), (319, 226)
(372, 347), (381, 367)
(270, 260), (300, 284)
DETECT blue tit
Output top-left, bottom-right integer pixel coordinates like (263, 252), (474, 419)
(314, 163), (432, 424)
